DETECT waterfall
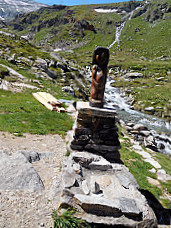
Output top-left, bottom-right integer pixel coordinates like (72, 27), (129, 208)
(108, 5), (144, 49)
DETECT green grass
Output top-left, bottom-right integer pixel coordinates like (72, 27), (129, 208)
(117, 15), (171, 59)
(0, 89), (73, 135)
(154, 152), (171, 176)
(52, 208), (91, 228)
(0, 33), (50, 60)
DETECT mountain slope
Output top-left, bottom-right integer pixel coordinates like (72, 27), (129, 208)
(0, 0), (47, 20)
(8, 1), (140, 49)
(6, 0), (171, 120)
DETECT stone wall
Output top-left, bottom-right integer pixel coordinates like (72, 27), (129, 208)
(70, 102), (121, 162)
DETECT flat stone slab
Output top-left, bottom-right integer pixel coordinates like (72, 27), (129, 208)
(76, 101), (117, 118)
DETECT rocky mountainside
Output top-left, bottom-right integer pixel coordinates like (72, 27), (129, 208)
(7, 0), (171, 121)
(0, 0), (47, 20)
(8, 1), (140, 49)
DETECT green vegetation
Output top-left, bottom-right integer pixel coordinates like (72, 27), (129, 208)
(0, 89), (73, 135)
(65, 150), (70, 157)
(117, 13), (171, 59)
(52, 208), (91, 228)
(119, 133), (171, 209)
(0, 33), (50, 60)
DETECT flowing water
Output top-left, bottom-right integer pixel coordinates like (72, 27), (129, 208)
(105, 79), (171, 155)
(108, 5), (143, 48)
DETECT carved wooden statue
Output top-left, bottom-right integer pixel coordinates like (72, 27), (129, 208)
(89, 47), (109, 108)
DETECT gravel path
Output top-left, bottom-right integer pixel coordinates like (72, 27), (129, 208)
(0, 132), (67, 228)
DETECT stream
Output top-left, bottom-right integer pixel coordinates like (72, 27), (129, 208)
(104, 79), (171, 156)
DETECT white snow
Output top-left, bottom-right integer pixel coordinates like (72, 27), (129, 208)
(94, 8), (118, 13)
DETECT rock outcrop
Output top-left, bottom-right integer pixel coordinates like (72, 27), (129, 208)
(0, 151), (44, 191)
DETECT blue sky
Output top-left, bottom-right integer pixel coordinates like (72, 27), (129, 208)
(35, 0), (140, 6)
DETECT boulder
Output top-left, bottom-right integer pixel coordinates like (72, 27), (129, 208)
(0, 151), (44, 191)
(62, 86), (74, 96)
(144, 135), (158, 151)
(140, 130), (151, 137)
(124, 72), (143, 79)
(144, 107), (155, 113)
(33, 57), (48, 70)
(0, 80), (9, 90)
(133, 124), (148, 131)
(46, 69), (58, 79)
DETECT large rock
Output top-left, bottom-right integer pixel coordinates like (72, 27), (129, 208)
(133, 124), (148, 131)
(124, 72), (143, 79)
(144, 107), (155, 113)
(144, 135), (158, 151)
(62, 86), (74, 96)
(0, 151), (44, 191)
(33, 57), (48, 70)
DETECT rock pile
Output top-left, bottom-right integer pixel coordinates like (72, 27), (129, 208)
(123, 122), (171, 153)
(60, 102), (157, 227)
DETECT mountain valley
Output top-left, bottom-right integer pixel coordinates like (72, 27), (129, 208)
(0, 0), (171, 227)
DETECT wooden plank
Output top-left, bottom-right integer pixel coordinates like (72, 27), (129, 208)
(38, 92), (61, 106)
(32, 92), (66, 112)
(33, 92), (54, 111)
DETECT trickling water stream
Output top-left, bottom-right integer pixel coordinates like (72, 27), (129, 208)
(108, 5), (144, 48)
(104, 79), (171, 155)
(105, 80), (171, 134)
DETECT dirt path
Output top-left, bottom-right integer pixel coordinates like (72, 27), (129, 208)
(0, 132), (67, 228)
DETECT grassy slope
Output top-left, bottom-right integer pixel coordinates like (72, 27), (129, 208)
(0, 33), (74, 136)
(109, 0), (171, 121)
